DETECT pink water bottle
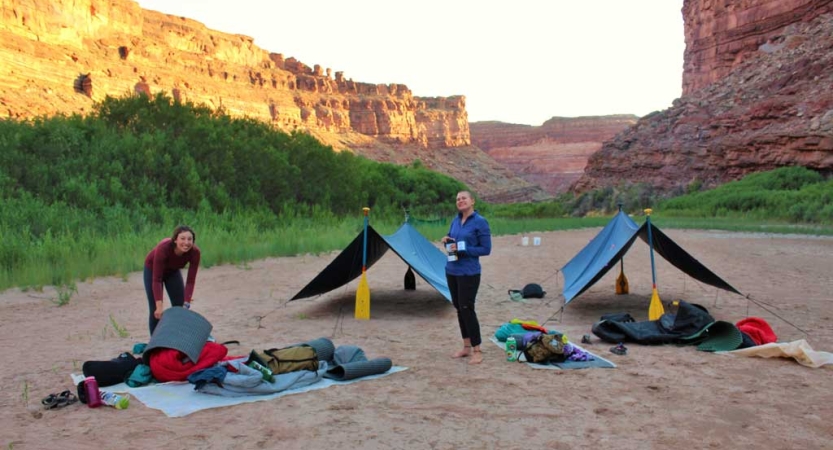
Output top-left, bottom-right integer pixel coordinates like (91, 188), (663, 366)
(84, 376), (103, 408)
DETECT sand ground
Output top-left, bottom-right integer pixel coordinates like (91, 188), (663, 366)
(1, 228), (832, 449)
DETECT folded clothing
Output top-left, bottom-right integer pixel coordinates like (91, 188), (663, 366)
(736, 317), (777, 346)
(494, 323), (531, 342)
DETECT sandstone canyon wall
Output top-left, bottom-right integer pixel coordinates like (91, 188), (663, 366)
(470, 116), (637, 195)
(575, 0), (833, 193)
(682, 0), (833, 94)
(0, 0), (547, 202)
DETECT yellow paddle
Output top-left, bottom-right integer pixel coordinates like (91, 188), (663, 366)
(615, 203), (629, 295)
(645, 208), (665, 320)
(615, 259), (629, 295)
(355, 207), (371, 320)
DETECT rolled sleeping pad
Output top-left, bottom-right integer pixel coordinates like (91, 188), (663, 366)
(324, 357), (393, 381)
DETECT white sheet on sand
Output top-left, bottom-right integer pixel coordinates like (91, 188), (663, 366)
(71, 366), (407, 417)
(489, 336), (616, 369)
(718, 339), (833, 368)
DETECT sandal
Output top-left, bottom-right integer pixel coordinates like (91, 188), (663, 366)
(42, 390), (78, 409)
(610, 343), (628, 356)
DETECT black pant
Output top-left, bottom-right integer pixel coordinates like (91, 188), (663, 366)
(447, 273), (482, 347)
(143, 267), (185, 336)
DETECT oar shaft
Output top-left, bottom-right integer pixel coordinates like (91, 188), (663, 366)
(645, 212), (658, 286)
(361, 207), (370, 270)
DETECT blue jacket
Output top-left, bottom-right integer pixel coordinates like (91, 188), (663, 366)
(445, 211), (492, 276)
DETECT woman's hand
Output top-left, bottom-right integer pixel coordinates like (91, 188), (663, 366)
(441, 236), (457, 251)
(154, 301), (163, 319)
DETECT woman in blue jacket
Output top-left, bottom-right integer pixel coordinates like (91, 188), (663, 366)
(441, 190), (492, 365)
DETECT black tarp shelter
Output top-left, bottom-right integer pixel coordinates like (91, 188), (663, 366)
(291, 223), (451, 302)
(561, 211), (741, 304)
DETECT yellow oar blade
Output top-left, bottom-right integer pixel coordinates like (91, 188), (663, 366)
(648, 288), (664, 321)
(615, 270), (629, 295)
(355, 272), (370, 320)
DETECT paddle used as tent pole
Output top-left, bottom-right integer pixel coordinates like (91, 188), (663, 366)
(615, 203), (629, 295)
(644, 208), (665, 320)
(355, 207), (371, 320)
(616, 259), (629, 295)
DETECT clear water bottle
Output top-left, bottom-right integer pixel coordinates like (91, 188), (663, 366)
(100, 391), (130, 409)
(505, 337), (518, 362)
(84, 376), (103, 408)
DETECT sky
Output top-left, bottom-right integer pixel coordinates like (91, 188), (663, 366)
(134, 0), (685, 126)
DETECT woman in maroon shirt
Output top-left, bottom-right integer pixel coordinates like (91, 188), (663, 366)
(143, 225), (201, 335)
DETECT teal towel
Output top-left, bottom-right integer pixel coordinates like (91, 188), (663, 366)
(494, 323), (528, 342)
(126, 364), (154, 388)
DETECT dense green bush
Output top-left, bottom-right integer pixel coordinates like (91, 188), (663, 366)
(0, 93), (466, 225)
(659, 167), (833, 222)
(0, 93), (469, 289)
(486, 167), (832, 224)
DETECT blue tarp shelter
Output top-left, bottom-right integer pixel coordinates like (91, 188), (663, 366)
(561, 210), (741, 304)
(290, 222), (450, 302)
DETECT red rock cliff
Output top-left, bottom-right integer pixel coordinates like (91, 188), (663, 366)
(683, 0), (833, 94)
(0, 0), (470, 147)
(574, 3), (833, 194)
(470, 116), (637, 194)
(0, 0), (547, 202)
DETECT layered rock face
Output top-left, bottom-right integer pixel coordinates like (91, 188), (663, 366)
(683, 0), (833, 94)
(0, 0), (546, 202)
(574, 4), (833, 193)
(470, 116), (637, 194)
(0, 0), (469, 147)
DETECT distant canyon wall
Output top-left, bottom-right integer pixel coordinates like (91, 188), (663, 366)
(0, 0), (468, 148)
(574, 0), (833, 194)
(470, 116), (637, 195)
(0, 0), (553, 202)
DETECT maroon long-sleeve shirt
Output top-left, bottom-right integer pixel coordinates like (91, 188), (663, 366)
(144, 238), (201, 302)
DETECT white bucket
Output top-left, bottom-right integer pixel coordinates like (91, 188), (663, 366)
(533, 237), (541, 246)
(521, 236), (529, 246)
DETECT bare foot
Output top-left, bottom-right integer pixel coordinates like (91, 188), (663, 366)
(468, 350), (483, 365)
(451, 347), (472, 358)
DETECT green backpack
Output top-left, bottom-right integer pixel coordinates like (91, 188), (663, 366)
(248, 345), (319, 375)
(521, 333), (568, 364)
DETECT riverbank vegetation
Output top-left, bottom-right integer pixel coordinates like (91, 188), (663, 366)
(1, 94), (830, 292)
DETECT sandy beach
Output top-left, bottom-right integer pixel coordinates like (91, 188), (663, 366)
(2, 228), (832, 449)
